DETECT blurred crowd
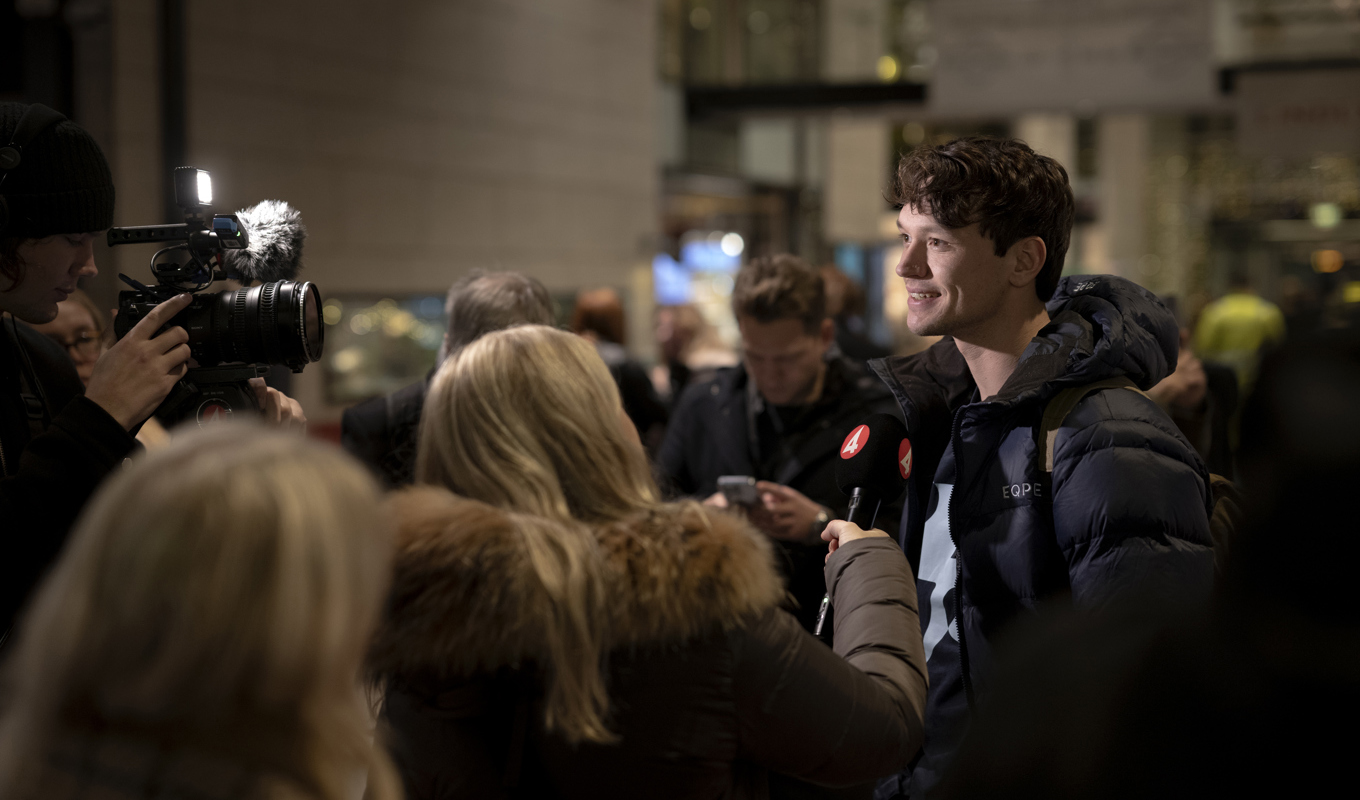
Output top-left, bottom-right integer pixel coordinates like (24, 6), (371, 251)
(2, 102), (1358, 800)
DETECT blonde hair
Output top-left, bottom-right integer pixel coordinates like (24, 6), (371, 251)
(0, 424), (401, 800)
(414, 325), (662, 743)
(375, 487), (612, 745)
(66, 288), (108, 336)
(417, 324), (658, 523)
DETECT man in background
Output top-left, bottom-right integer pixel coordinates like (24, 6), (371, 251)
(571, 287), (668, 452)
(821, 264), (892, 362)
(1147, 299), (1239, 478)
(341, 270), (554, 487)
(657, 254), (900, 634)
(1193, 272), (1285, 390)
(651, 303), (738, 406)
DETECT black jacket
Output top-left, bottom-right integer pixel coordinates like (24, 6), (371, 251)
(341, 377), (428, 488)
(594, 341), (668, 448)
(0, 318), (136, 638)
(656, 356), (901, 633)
(869, 276), (1215, 799)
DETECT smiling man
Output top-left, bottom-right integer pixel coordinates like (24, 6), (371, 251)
(657, 254), (900, 637)
(848, 137), (1215, 800)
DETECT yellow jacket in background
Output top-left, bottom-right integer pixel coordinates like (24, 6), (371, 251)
(1194, 292), (1285, 387)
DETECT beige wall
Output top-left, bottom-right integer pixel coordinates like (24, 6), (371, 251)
(107, 0), (658, 422)
(1096, 113), (1151, 283)
(822, 0), (885, 82)
(823, 117), (890, 243)
(183, 0), (656, 296)
(1014, 113), (1076, 176)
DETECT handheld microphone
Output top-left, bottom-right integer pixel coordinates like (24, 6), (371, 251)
(220, 199), (306, 283)
(814, 412), (912, 637)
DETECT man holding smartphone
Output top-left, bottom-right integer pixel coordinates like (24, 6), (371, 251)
(657, 254), (901, 634)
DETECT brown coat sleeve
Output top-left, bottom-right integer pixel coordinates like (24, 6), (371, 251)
(731, 537), (927, 787)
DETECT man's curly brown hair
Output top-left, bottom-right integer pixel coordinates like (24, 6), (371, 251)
(889, 136), (1075, 302)
(731, 254), (826, 333)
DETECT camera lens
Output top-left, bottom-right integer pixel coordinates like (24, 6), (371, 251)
(195, 280), (324, 370)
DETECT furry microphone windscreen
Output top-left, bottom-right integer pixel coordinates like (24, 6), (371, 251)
(221, 199), (306, 283)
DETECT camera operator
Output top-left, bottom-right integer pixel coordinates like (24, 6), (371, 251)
(0, 103), (300, 639)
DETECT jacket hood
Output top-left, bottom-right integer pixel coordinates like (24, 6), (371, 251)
(995, 274), (1179, 404)
(368, 488), (787, 681)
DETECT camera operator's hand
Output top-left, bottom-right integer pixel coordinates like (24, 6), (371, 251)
(822, 519), (890, 562)
(84, 293), (193, 430)
(249, 378), (306, 430)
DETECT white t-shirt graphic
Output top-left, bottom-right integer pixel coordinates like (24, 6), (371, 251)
(919, 482), (956, 661)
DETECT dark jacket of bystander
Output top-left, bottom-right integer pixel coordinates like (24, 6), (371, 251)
(340, 376), (428, 489)
(656, 356), (902, 633)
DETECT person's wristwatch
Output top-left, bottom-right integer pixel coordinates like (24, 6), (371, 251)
(808, 508), (831, 543)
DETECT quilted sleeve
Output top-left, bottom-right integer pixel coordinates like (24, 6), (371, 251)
(1049, 390), (1215, 610)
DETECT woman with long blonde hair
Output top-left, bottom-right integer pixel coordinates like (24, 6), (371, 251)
(0, 424), (401, 800)
(370, 325), (929, 799)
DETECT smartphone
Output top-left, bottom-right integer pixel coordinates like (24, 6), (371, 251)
(717, 475), (759, 508)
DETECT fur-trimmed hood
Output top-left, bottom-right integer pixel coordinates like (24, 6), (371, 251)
(367, 487), (787, 681)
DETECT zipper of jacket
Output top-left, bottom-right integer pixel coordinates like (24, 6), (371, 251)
(946, 404), (977, 713)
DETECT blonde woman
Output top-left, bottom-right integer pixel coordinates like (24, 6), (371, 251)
(368, 325), (928, 799)
(0, 424), (400, 800)
(29, 288), (107, 386)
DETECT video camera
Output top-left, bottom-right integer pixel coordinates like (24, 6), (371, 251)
(107, 166), (323, 427)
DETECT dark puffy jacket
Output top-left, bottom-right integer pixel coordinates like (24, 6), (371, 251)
(1, 320), (136, 639)
(369, 488), (928, 800)
(869, 275), (1215, 798)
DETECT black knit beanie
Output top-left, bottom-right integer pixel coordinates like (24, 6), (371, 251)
(0, 102), (115, 239)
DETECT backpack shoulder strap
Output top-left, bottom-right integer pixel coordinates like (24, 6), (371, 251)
(1038, 376), (1145, 473)
(1207, 473), (1243, 577)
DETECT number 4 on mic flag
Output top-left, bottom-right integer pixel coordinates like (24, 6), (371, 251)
(898, 438), (912, 479)
(841, 425), (869, 459)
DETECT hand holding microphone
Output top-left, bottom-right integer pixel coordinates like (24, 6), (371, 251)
(815, 412), (912, 637)
(822, 518), (890, 560)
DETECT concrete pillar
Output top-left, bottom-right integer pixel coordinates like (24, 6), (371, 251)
(824, 117), (890, 243)
(100, 0), (162, 302)
(739, 118), (798, 185)
(1145, 117), (1199, 301)
(822, 0), (885, 82)
(1096, 114), (1151, 282)
(65, 0), (119, 313)
(1015, 113), (1077, 178)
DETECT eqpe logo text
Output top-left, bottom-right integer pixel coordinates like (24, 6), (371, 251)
(1002, 482), (1044, 500)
